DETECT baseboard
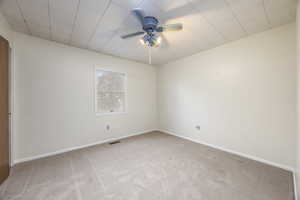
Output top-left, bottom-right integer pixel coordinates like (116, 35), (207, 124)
(13, 128), (297, 198)
(13, 128), (295, 172)
(159, 129), (295, 172)
(13, 129), (155, 165)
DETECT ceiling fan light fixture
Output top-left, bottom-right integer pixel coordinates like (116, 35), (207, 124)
(140, 34), (161, 47)
(156, 36), (162, 45)
(151, 35), (162, 47)
(140, 38), (146, 45)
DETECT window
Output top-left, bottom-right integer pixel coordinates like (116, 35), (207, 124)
(95, 69), (126, 115)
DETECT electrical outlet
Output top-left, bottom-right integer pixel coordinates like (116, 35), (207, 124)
(196, 125), (200, 130)
(106, 125), (110, 131)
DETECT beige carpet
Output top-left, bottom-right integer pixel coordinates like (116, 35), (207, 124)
(0, 131), (294, 200)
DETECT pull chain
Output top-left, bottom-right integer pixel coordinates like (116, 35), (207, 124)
(148, 46), (152, 65)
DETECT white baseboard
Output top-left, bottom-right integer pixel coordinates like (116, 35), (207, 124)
(159, 129), (295, 172)
(13, 129), (155, 165)
(13, 128), (297, 198)
(13, 128), (295, 172)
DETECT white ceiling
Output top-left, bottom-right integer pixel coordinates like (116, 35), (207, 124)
(0, 0), (297, 65)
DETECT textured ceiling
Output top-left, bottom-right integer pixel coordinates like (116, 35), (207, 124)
(0, 0), (297, 65)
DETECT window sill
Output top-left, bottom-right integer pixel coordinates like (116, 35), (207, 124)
(96, 112), (127, 116)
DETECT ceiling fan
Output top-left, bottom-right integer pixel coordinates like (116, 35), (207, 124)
(120, 9), (183, 47)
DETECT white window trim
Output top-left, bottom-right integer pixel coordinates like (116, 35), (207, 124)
(94, 67), (128, 116)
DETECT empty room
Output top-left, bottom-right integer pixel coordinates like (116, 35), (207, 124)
(0, 0), (300, 199)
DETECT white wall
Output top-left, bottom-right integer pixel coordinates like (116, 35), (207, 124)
(296, 1), (300, 198)
(3, 10), (296, 174)
(13, 32), (157, 163)
(158, 23), (296, 170)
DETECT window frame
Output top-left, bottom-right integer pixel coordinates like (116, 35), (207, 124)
(94, 67), (127, 116)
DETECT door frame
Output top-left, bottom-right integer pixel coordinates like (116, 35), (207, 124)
(8, 42), (14, 167)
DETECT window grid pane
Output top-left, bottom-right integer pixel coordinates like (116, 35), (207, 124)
(96, 70), (126, 114)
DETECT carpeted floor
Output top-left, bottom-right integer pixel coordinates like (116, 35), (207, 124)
(0, 131), (294, 200)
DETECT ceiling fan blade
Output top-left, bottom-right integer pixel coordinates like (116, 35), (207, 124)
(156, 23), (183, 32)
(132, 8), (146, 27)
(121, 31), (145, 39)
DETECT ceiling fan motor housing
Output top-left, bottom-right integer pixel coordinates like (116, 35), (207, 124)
(143, 16), (159, 33)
